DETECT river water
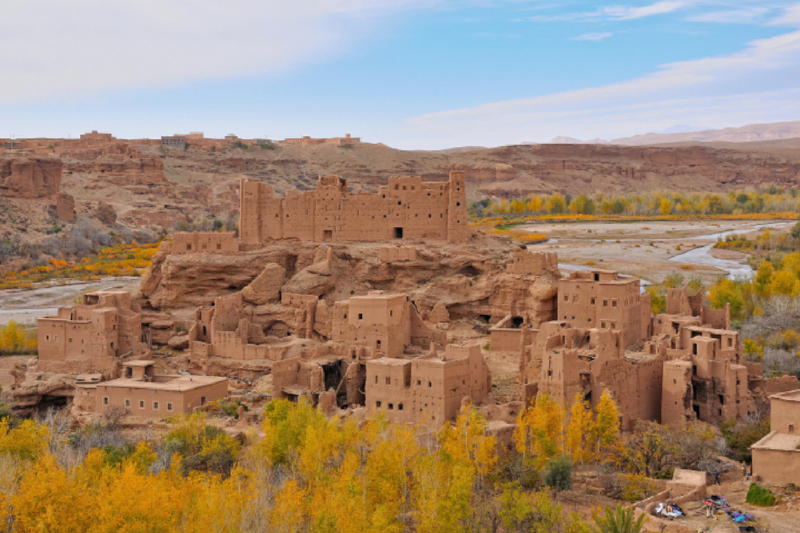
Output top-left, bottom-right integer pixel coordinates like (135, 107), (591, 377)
(668, 222), (793, 280)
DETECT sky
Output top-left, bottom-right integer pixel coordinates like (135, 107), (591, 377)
(2, 0), (800, 149)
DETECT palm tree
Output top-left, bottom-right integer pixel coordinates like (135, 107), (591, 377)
(591, 505), (648, 533)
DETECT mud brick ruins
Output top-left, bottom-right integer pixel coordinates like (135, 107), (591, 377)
(2, 168), (795, 482)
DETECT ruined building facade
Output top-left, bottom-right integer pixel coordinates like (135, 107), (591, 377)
(521, 273), (795, 429)
(240, 172), (469, 245)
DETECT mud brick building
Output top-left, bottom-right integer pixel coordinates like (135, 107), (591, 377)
(239, 171), (469, 245)
(521, 273), (795, 429)
(38, 291), (148, 373)
(752, 389), (800, 485)
(366, 344), (491, 429)
(80, 360), (227, 416)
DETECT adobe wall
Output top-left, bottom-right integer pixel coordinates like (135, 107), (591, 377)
(0, 156), (62, 198)
(38, 290), (146, 370)
(331, 293), (411, 358)
(753, 447), (800, 486)
(240, 171), (468, 245)
(96, 380), (228, 415)
(379, 246), (418, 262)
(172, 232), (240, 255)
(661, 360), (693, 426)
(769, 395), (800, 435)
(507, 249), (558, 277)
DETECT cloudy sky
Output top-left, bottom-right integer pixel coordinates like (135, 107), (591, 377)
(2, 0), (800, 148)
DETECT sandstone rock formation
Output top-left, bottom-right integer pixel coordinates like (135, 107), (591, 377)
(241, 263), (286, 305)
(0, 156), (62, 198)
(96, 201), (117, 226)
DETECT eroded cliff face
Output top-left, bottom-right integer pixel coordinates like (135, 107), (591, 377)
(136, 234), (546, 326)
(0, 156), (62, 198)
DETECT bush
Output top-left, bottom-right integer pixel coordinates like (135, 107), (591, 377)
(746, 483), (776, 506)
(44, 224), (62, 235)
(591, 505), (648, 533)
(543, 455), (573, 491)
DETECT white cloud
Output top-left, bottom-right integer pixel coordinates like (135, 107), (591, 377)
(572, 32), (614, 41)
(531, 0), (691, 22)
(0, 0), (436, 104)
(771, 4), (800, 25)
(687, 8), (770, 24)
(601, 0), (687, 20)
(401, 26), (800, 148)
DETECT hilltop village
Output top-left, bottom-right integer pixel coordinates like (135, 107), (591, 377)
(4, 168), (800, 487)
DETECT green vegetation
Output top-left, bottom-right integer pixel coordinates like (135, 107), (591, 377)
(746, 483), (777, 506)
(44, 224), (62, 235)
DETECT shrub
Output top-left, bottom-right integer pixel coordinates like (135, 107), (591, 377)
(212, 219), (223, 231)
(591, 505), (648, 533)
(746, 483), (776, 506)
(619, 473), (657, 501)
(44, 224), (62, 235)
(543, 455), (573, 491)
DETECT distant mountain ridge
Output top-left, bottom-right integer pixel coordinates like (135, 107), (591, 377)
(550, 120), (800, 146)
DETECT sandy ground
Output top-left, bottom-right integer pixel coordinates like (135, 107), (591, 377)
(519, 219), (791, 285)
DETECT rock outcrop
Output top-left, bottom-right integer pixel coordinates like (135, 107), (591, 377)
(0, 156), (62, 198)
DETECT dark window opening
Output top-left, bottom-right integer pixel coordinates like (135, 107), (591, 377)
(394, 227), (403, 239)
(323, 230), (333, 242)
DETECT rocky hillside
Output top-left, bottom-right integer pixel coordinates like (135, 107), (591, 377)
(0, 136), (799, 266)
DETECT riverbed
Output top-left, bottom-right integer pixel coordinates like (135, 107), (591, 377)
(521, 219), (792, 283)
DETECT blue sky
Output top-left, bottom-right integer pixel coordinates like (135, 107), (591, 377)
(2, 0), (800, 148)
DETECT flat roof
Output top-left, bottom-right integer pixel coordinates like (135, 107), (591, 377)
(99, 374), (226, 392)
(751, 431), (800, 452)
(770, 389), (800, 402)
(123, 360), (155, 367)
(686, 326), (735, 335)
(368, 357), (412, 366)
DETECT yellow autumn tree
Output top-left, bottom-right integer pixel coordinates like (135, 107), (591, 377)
(514, 394), (564, 470)
(0, 321), (26, 354)
(565, 393), (594, 465)
(589, 390), (620, 463)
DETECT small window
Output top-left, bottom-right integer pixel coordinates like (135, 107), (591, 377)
(358, 313), (363, 320)
(374, 375), (378, 384)
(46, 335), (50, 341)
(388, 403), (394, 410)
(386, 377), (391, 385)
(201, 397), (206, 406)
(153, 401), (159, 410)
(103, 397), (109, 405)
(417, 380), (421, 386)
(167, 403), (173, 411)
(125, 399), (131, 407)
(139, 400), (145, 409)
(217, 244), (221, 250)
(611, 323), (616, 329)
(601, 322), (606, 329)
(428, 381), (432, 387)
(590, 298), (596, 305)
(187, 244), (192, 251)
(398, 403), (404, 410)
(603, 300), (608, 307)
(563, 295), (569, 301)
(612, 300), (618, 308)
(376, 401), (382, 408)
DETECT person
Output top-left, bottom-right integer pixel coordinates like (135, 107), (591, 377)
(713, 471), (720, 485)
